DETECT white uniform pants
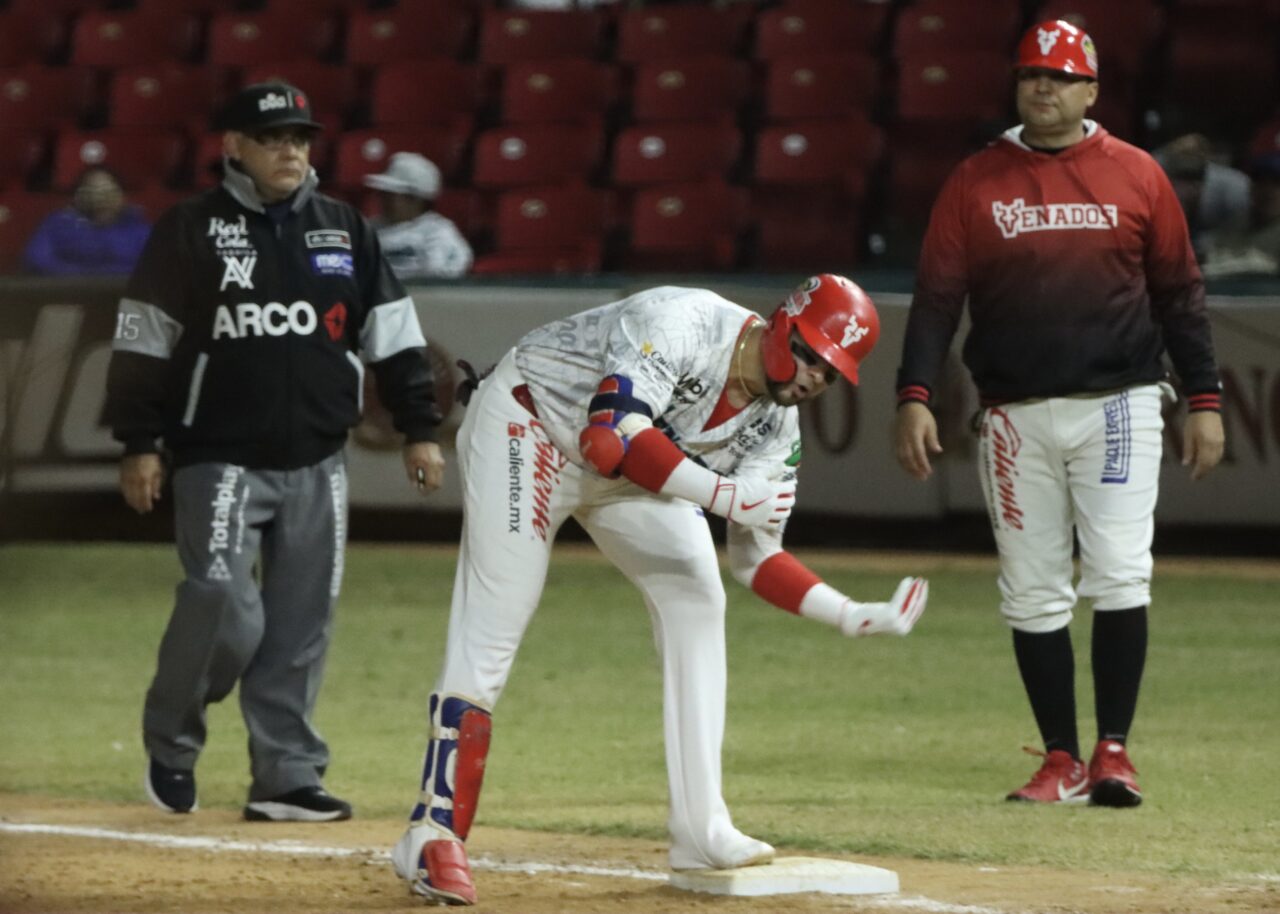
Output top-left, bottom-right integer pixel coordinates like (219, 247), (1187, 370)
(976, 385), (1167, 634)
(437, 352), (743, 868)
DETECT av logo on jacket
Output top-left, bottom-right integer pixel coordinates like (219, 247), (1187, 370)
(991, 198), (1118, 239)
(220, 253), (257, 291)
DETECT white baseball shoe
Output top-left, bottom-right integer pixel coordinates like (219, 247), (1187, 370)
(670, 830), (775, 871)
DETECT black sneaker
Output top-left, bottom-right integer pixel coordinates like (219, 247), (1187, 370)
(145, 758), (197, 813)
(243, 786), (353, 822)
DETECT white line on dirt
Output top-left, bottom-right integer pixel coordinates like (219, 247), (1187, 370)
(1, 822), (1010, 913)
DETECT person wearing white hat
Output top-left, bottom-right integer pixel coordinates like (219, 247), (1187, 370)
(365, 152), (472, 281)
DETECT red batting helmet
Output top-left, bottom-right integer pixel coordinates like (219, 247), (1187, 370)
(1016, 19), (1098, 79)
(761, 274), (880, 385)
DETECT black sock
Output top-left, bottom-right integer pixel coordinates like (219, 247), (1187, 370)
(1012, 626), (1079, 760)
(1092, 606), (1148, 745)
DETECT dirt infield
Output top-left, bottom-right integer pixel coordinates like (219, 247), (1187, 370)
(2, 795), (1275, 914)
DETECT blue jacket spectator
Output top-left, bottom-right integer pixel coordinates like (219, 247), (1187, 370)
(23, 167), (152, 276)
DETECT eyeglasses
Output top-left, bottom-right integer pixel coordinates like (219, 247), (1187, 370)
(245, 129), (314, 151)
(790, 336), (839, 384)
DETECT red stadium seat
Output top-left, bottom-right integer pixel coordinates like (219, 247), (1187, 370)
(369, 60), (483, 129)
(891, 1), (1022, 57)
(346, 7), (473, 65)
(1164, 9), (1279, 126)
(764, 54), (880, 121)
(192, 132), (227, 187)
(52, 128), (187, 192)
(0, 66), (95, 132)
(434, 187), (487, 240)
(471, 248), (604, 275)
(332, 125), (472, 193)
(132, 182), (189, 222)
(0, 191), (63, 272)
(490, 184), (613, 251)
(135, 0), (240, 14)
(474, 184), (613, 275)
(625, 180), (749, 271)
(241, 61), (359, 127)
(472, 124), (604, 189)
(631, 57), (751, 123)
(71, 10), (200, 68)
(0, 12), (67, 67)
(755, 2), (889, 59)
(8, 0), (112, 14)
(261, 0), (373, 14)
(885, 142), (970, 229)
(612, 123), (742, 187)
(895, 51), (1012, 124)
(616, 6), (751, 62)
(108, 65), (221, 132)
(0, 129), (47, 192)
(500, 60), (619, 125)
(751, 190), (862, 271)
(754, 117), (884, 196)
(207, 12), (337, 68)
(478, 9), (605, 64)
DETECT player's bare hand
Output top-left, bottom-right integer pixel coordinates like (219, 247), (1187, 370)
(894, 402), (942, 480)
(840, 576), (928, 637)
(713, 476), (796, 529)
(405, 441), (446, 493)
(120, 453), (164, 514)
(1182, 410), (1224, 481)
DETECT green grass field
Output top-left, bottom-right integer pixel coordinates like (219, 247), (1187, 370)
(1, 542), (1276, 881)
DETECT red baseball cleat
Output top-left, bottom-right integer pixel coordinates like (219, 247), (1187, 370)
(1088, 740), (1142, 807)
(1006, 747), (1089, 803)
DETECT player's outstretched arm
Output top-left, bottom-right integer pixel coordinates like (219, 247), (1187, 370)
(727, 527), (927, 636)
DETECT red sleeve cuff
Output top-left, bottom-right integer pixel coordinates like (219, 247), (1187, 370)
(751, 551), (822, 615)
(619, 427), (687, 492)
(1186, 392), (1221, 413)
(897, 385), (930, 407)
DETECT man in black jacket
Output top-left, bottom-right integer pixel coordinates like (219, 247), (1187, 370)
(105, 82), (445, 822)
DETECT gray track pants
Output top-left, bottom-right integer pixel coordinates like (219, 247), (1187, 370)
(142, 452), (348, 800)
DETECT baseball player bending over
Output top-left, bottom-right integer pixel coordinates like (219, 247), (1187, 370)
(391, 275), (929, 905)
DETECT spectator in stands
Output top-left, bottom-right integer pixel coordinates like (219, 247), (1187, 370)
(1154, 133), (1251, 263)
(22, 166), (151, 276)
(363, 153), (472, 281)
(1201, 140), (1280, 278)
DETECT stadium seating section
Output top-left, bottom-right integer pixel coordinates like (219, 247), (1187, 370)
(0, 0), (1277, 273)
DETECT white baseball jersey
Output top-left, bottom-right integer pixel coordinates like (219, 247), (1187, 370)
(514, 286), (801, 480)
(375, 211), (473, 280)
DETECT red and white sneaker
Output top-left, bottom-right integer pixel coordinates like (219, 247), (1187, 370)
(1006, 748), (1089, 803)
(392, 825), (477, 905)
(1088, 740), (1142, 807)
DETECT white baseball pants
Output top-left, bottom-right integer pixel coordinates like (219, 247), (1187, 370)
(435, 352), (750, 869)
(976, 384), (1167, 633)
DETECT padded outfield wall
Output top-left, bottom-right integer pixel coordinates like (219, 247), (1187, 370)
(2, 275), (1278, 543)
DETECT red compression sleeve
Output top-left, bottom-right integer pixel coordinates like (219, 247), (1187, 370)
(618, 426), (688, 492)
(751, 551), (822, 615)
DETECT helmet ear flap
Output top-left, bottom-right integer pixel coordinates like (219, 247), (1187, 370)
(761, 307), (795, 383)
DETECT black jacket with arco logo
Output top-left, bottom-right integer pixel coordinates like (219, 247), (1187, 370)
(105, 162), (440, 470)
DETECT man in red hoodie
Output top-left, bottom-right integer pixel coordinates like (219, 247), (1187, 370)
(893, 20), (1225, 808)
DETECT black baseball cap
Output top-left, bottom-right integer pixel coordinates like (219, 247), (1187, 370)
(215, 82), (322, 132)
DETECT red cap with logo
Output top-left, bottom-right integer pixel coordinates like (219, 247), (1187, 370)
(1016, 19), (1098, 79)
